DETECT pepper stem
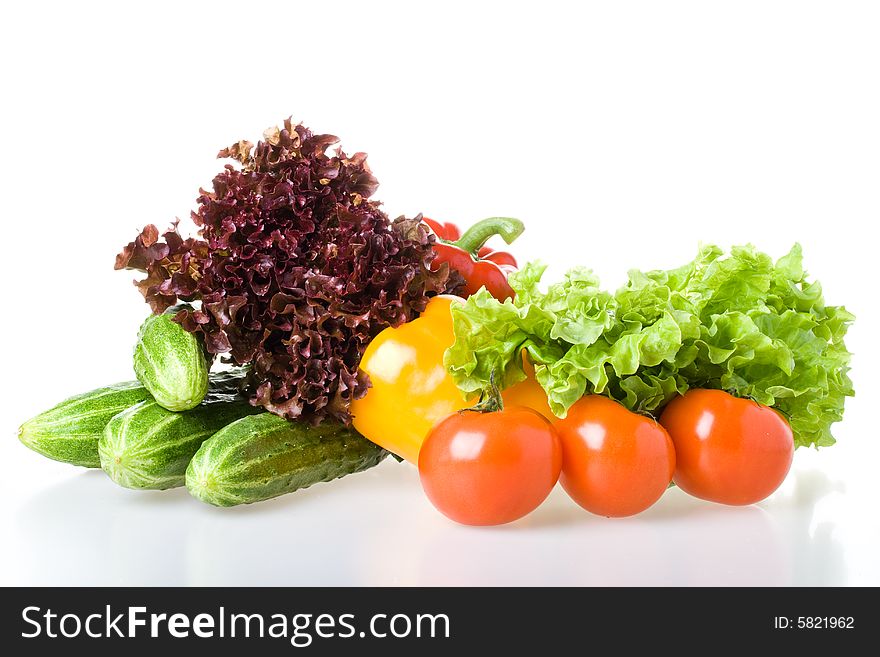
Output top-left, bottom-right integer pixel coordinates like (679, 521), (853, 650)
(453, 217), (525, 255)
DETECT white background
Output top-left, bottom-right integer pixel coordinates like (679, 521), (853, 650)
(1, 1), (878, 586)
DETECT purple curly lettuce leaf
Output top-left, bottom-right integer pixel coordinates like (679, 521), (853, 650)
(116, 117), (457, 424)
(114, 221), (206, 314)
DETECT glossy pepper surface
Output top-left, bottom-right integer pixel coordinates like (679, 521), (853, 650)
(497, 354), (555, 421)
(351, 296), (474, 463)
(423, 217), (523, 301)
(352, 294), (553, 463)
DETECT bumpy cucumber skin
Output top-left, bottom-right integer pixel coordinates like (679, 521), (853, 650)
(18, 382), (151, 468)
(99, 396), (261, 491)
(133, 309), (208, 412)
(186, 413), (389, 507)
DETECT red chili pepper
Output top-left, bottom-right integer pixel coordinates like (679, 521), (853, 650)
(422, 218), (461, 242)
(423, 216), (524, 301)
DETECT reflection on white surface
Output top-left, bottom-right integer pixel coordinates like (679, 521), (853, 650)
(9, 460), (852, 586)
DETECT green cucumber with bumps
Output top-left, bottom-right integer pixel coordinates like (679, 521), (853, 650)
(99, 370), (260, 490)
(134, 305), (208, 411)
(18, 381), (152, 468)
(186, 413), (389, 507)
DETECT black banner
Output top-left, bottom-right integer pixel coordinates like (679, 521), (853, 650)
(0, 587), (870, 654)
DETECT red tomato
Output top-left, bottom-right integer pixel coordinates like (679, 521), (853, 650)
(659, 389), (794, 506)
(555, 396), (675, 517)
(418, 407), (562, 526)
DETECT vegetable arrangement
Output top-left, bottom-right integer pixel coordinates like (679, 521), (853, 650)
(17, 117), (854, 525)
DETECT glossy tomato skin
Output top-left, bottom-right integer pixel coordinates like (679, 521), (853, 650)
(418, 407), (562, 526)
(659, 389), (794, 506)
(555, 396), (675, 518)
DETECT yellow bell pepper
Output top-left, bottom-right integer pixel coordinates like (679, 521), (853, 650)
(352, 294), (554, 463)
(498, 354), (555, 421)
(352, 295), (472, 463)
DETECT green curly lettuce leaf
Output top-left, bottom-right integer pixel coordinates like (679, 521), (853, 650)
(444, 244), (854, 448)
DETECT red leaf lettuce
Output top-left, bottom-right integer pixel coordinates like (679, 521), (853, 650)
(117, 118), (459, 423)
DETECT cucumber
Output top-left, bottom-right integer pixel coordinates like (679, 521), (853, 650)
(99, 369), (258, 490)
(186, 413), (388, 507)
(134, 305), (208, 411)
(18, 382), (152, 468)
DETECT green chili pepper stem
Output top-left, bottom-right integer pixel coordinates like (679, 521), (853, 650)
(452, 217), (525, 255)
